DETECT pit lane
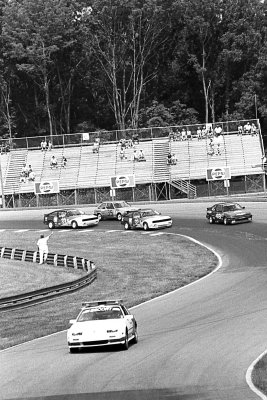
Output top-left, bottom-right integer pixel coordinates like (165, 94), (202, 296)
(1, 202), (267, 400)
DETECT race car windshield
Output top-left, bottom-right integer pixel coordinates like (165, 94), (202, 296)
(223, 204), (242, 212)
(142, 210), (159, 217)
(78, 308), (123, 321)
(68, 210), (84, 216)
(114, 202), (130, 208)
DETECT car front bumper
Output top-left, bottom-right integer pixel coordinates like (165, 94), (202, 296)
(68, 336), (126, 348)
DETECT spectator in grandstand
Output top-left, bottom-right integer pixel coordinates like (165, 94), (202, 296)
(197, 126), (202, 140)
(20, 171), (26, 183)
(214, 125), (223, 136)
(214, 133), (223, 156)
(187, 128), (192, 140)
(37, 232), (53, 264)
(171, 153), (177, 165)
(201, 126), (207, 139)
(119, 138), (127, 149)
(119, 148), (127, 160)
(132, 132), (139, 145)
(92, 138), (100, 153)
(132, 149), (139, 162)
(126, 138), (133, 148)
(237, 124), (243, 135)
(62, 156), (67, 167)
(28, 170), (36, 181)
(207, 126), (214, 138)
(181, 128), (187, 141)
(138, 149), (146, 162)
(50, 155), (58, 169)
(207, 138), (214, 156)
(173, 130), (179, 141)
(244, 122), (252, 134)
(168, 128), (174, 141)
(251, 123), (258, 136)
(48, 140), (52, 151)
(21, 163), (29, 177)
(167, 152), (172, 165)
(40, 140), (46, 151)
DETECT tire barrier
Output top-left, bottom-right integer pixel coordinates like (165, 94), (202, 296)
(0, 246), (96, 311)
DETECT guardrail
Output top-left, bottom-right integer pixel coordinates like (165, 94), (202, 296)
(0, 246), (97, 311)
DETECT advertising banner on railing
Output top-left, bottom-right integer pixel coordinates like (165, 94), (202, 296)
(34, 180), (60, 194)
(206, 167), (231, 181)
(110, 175), (135, 189)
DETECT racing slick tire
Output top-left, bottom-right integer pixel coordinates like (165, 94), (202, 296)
(209, 216), (214, 224)
(97, 213), (102, 221)
(124, 222), (131, 230)
(122, 330), (129, 350)
(143, 222), (149, 231)
(48, 221), (55, 229)
(223, 217), (228, 225)
(71, 221), (78, 229)
(132, 326), (138, 344)
(117, 213), (122, 221)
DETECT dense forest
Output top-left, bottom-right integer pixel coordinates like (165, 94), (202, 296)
(0, 0), (266, 139)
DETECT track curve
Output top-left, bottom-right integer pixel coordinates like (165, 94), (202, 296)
(1, 202), (267, 400)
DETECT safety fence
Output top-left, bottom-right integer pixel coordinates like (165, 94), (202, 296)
(0, 118), (260, 152)
(0, 246), (96, 311)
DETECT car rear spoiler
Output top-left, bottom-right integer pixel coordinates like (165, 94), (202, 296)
(82, 299), (123, 307)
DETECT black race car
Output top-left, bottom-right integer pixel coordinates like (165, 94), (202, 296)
(206, 202), (252, 225)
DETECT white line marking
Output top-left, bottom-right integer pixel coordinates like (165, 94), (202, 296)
(14, 229), (29, 233)
(246, 350), (267, 399)
(141, 232), (150, 234)
(122, 231), (134, 233)
(0, 229), (6, 232)
(105, 230), (120, 233)
(150, 232), (164, 236)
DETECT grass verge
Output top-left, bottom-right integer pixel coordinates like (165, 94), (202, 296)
(0, 230), (218, 350)
(252, 356), (267, 396)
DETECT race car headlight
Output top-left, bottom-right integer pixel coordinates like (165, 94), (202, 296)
(71, 332), (82, 336)
(107, 329), (118, 333)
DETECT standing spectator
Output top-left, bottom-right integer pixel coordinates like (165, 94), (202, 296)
(181, 128), (187, 141)
(132, 132), (139, 145)
(40, 140), (47, 151)
(251, 123), (258, 136)
(197, 126), (202, 140)
(48, 140), (52, 151)
(37, 232), (53, 265)
(201, 126), (207, 139)
(50, 155), (58, 169)
(169, 128), (174, 141)
(187, 128), (192, 140)
(207, 138), (214, 156)
(237, 124), (243, 135)
(119, 138), (127, 149)
(132, 150), (139, 162)
(92, 138), (100, 153)
(214, 125), (223, 136)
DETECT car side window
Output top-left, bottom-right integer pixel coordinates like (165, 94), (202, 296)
(107, 203), (114, 209)
(216, 205), (223, 212)
(121, 305), (129, 315)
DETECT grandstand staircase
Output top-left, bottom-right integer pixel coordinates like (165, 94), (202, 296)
(4, 150), (28, 194)
(152, 139), (170, 182)
(170, 178), (197, 198)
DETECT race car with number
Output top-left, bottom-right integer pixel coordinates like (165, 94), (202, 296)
(67, 299), (138, 352)
(122, 208), (172, 231)
(206, 202), (252, 225)
(44, 208), (99, 229)
(93, 201), (137, 221)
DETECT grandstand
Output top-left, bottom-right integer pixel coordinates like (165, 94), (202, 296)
(0, 119), (265, 207)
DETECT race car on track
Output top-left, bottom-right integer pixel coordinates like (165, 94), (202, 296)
(67, 299), (138, 352)
(122, 208), (172, 231)
(43, 208), (99, 229)
(206, 202), (252, 225)
(93, 201), (137, 221)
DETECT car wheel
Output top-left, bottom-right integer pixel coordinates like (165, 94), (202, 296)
(223, 217), (228, 225)
(48, 221), (54, 229)
(209, 216), (214, 224)
(124, 222), (131, 230)
(132, 326), (138, 344)
(122, 330), (129, 350)
(69, 347), (79, 353)
(143, 222), (149, 231)
(117, 213), (122, 221)
(97, 213), (102, 221)
(71, 221), (78, 229)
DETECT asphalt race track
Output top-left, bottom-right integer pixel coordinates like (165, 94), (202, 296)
(1, 202), (267, 400)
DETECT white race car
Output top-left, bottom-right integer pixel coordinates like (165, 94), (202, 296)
(122, 208), (172, 230)
(67, 300), (138, 352)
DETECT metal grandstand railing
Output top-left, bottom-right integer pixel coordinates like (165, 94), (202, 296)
(170, 178), (197, 198)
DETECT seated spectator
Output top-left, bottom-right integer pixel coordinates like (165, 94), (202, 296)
(207, 126), (214, 138)
(173, 130), (178, 141)
(50, 155), (58, 169)
(119, 138), (127, 149)
(201, 126), (207, 138)
(132, 150), (139, 162)
(207, 138), (214, 156)
(171, 153), (177, 165)
(21, 163), (29, 177)
(28, 170), (35, 181)
(132, 132), (139, 145)
(20, 171), (26, 183)
(181, 128), (187, 141)
(169, 128), (174, 141)
(244, 122), (252, 134)
(197, 126), (202, 140)
(251, 123), (258, 136)
(214, 134), (223, 156)
(126, 138), (133, 148)
(119, 148), (127, 160)
(62, 156), (67, 167)
(28, 164), (33, 174)
(167, 152), (172, 165)
(92, 138), (100, 153)
(214, 125), (223, 136)
(237, 124), (243, 135)
(138, 149), (146, 162)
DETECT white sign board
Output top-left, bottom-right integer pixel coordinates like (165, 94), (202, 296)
(34, 181), (60, 194)
(206, 167), (231, 181)
(110, 175), (135, 189)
